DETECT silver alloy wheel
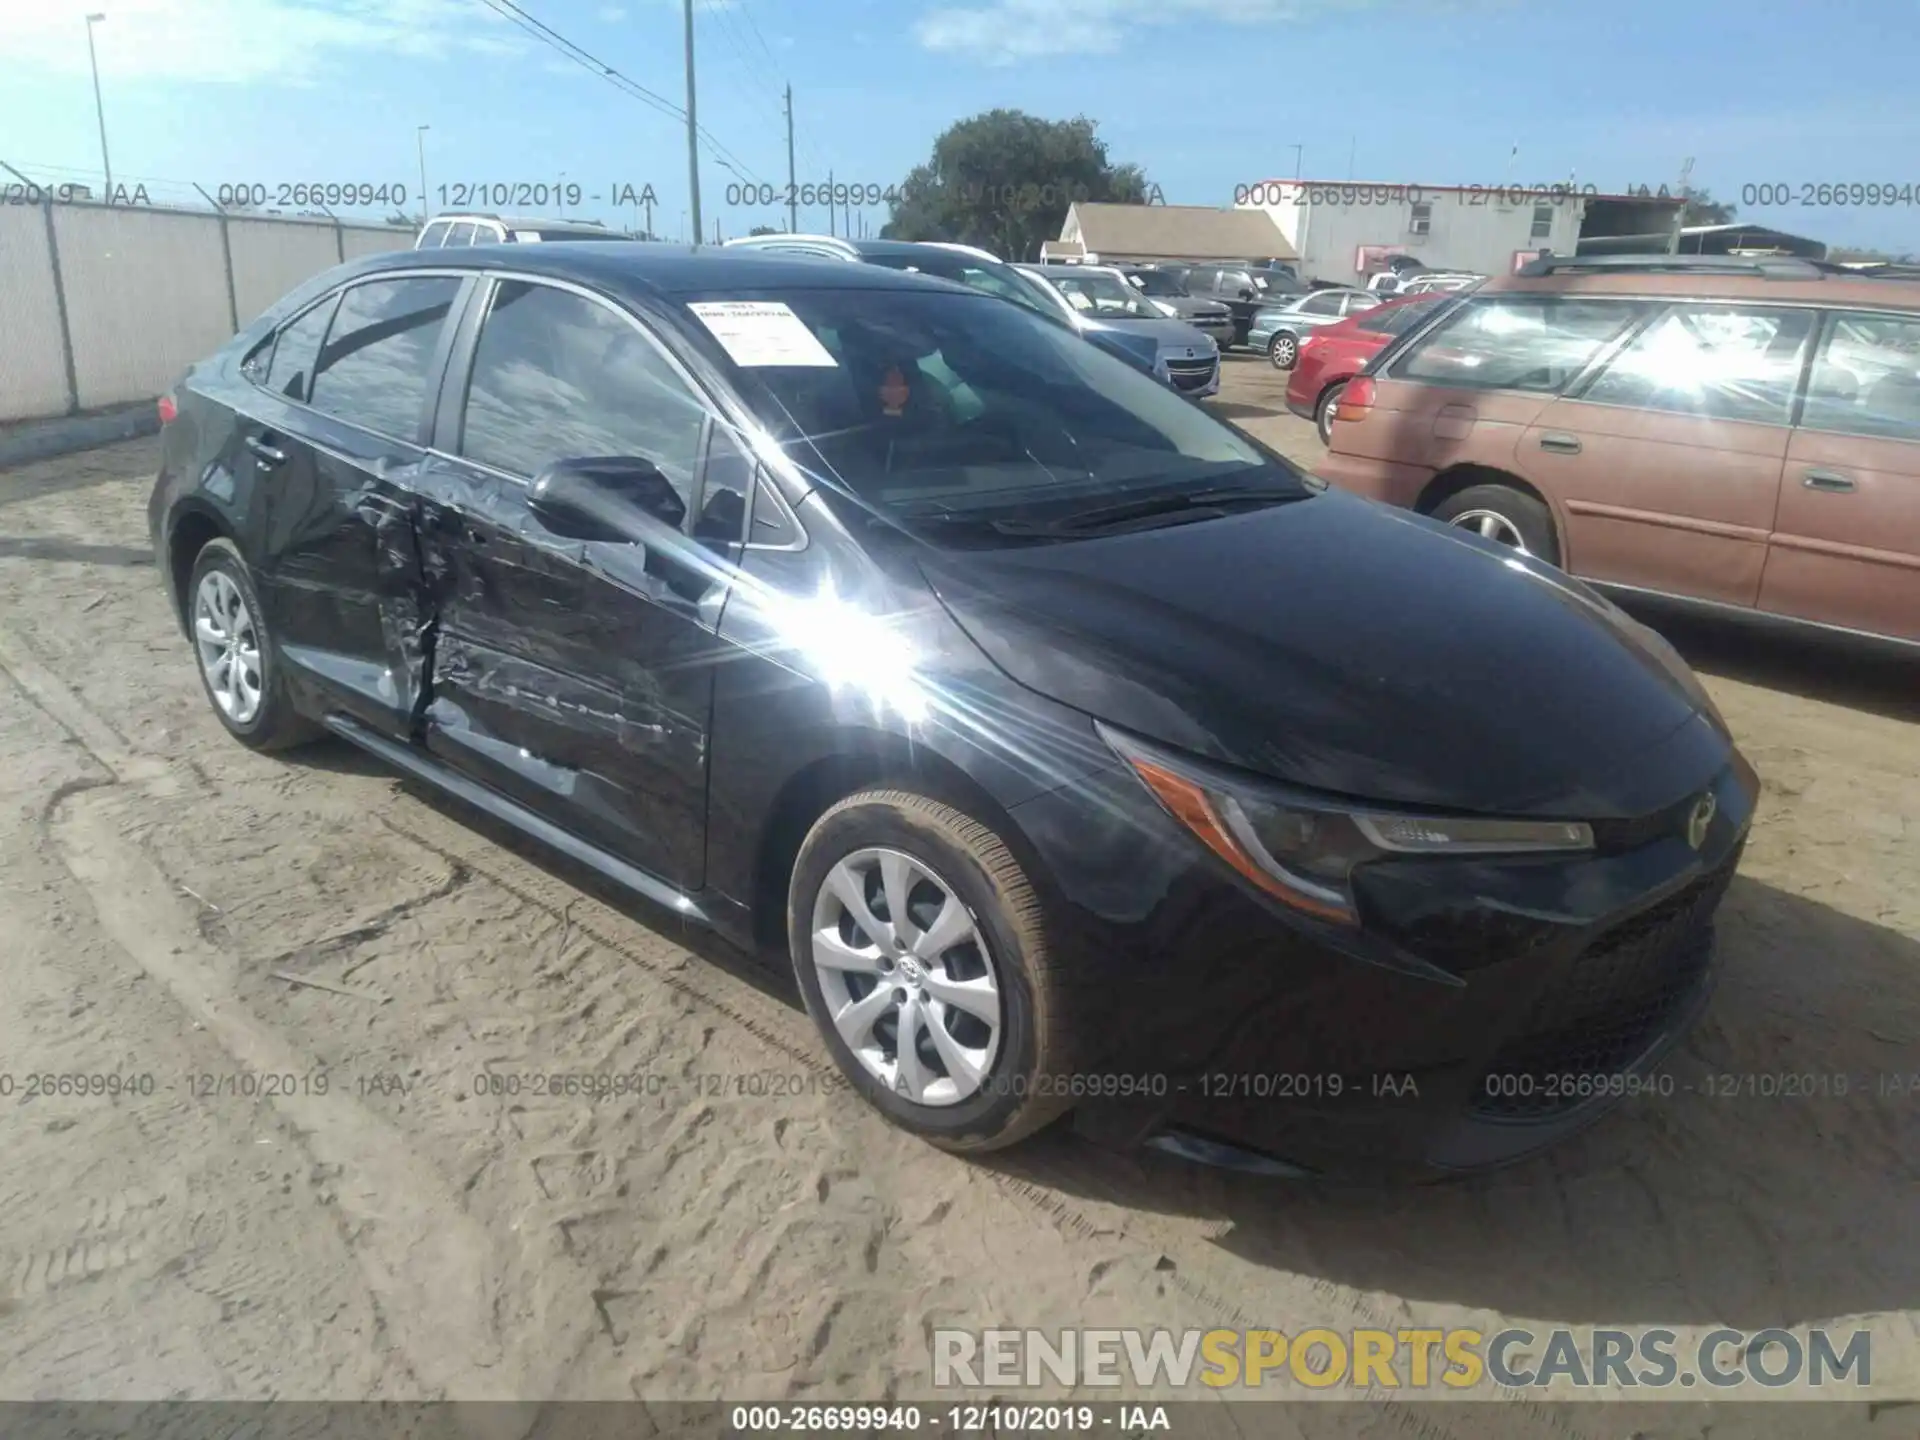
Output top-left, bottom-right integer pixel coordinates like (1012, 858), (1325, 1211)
(810, 847), (1002, 1107)
(1448, 508), (1529, 552)
(193, 569), (264, 724)
(1318, 388), (1341, 444)
(1270, 334), (1298, 368)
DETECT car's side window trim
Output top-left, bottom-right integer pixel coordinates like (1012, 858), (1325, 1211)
(245, 267), (476, 447)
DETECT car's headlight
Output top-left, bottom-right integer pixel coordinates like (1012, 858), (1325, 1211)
(1100, 725), (1593, 926)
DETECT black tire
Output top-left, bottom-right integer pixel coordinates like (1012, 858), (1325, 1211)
(1267, 331), (1299, 369)
(1429, 483), (1562, 566)
(787, 788), (1080, 1153)
(185, 538), (321, 751)
(1315, 381), (1346, 445)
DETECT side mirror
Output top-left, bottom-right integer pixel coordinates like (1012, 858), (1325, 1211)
(528, 456), (685, 543)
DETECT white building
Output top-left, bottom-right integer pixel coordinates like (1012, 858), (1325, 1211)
(1234, 180), (1686, 284)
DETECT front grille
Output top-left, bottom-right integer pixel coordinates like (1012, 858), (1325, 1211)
(1166, 358), (1218, 392)
(1468, 859), (1735, 1120)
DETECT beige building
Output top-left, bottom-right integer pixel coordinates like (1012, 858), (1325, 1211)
(1044, 202), (1296, 264)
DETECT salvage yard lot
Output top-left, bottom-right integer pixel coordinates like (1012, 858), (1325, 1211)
(0, 361), (1915, 1431)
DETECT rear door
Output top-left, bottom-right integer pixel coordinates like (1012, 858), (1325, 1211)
(1524, 302), (1814, 604)
(413, 276), (738, 888)
(254, 271), (471, 736)
(1361, 293), (1643, 484)
(1762, 308), (1920, 640)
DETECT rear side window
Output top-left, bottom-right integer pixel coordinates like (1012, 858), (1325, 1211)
(446, 221), (478, 247)
(460, 280), (709, 512)
(307, 276), (461, 439)
(418, 221), (452, 249)
(1394, 296), (1642, 393)
(1802, 311), (1920, 440)
(1581, 304), (1815, 425)
(263, 296), (338, 402)
(1298, 292), (1344, 316)
(1358, 296), (1444, 336)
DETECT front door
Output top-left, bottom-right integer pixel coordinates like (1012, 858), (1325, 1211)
(1522, 302), (1813, 604)
(254, 273), (470, 737)
(415, 277), (741, 889)
(1761, 308), (1920, 640)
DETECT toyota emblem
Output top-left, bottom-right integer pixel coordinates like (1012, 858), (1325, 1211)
(1686, 792), (1717, 850)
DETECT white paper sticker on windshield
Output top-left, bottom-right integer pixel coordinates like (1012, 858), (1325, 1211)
(687, 301), (838, 367)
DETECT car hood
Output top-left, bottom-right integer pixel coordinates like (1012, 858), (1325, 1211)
(1081, 314), (1216, 349)
(916, 489), (1720, 817)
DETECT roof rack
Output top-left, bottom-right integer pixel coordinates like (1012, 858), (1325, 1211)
(1518, 254), (1827, 279)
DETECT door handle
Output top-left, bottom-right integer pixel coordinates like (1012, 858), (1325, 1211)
(1802, 468), (1855, 493)
(1538, 432), (1582, 455)
(244, 435), (287, 466)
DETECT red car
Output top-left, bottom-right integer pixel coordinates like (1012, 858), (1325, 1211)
(1285, 293), (1452, 444)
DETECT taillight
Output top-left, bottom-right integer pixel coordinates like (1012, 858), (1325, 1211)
(1337, 376), (1375, 422)
(157, 394), (178, 425)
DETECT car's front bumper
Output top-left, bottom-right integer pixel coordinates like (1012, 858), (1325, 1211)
(1007, 740), (1758, 1182)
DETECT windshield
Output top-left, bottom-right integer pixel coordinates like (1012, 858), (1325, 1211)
(1126, 271), (1185, 297)
(1040, 270), (1158, 319)
(861, 253), (1060, 324)
(706, 287), (1301, 541)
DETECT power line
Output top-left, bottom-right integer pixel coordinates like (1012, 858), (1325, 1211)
(471, 0), (767, 185)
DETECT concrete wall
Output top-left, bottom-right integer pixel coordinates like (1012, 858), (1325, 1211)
(0, 200), (412, 424)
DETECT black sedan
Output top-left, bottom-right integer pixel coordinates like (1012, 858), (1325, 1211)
(150, 243), (1756, 1179)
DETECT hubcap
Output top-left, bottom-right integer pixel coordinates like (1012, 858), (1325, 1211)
(1448, 508), (1529, 552)
(1271, 336), (1296, 368)
(810, 847), (1002, 1107)
(193, 569), (264, 724)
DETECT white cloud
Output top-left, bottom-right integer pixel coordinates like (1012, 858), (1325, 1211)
(0, 0), (526, 85)
(915, 0), (1390, 62)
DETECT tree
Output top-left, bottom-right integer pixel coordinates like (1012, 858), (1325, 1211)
(749, 224), (780, 236)
(881, 109), (1157, 261)
(1682, 188), (1736, 226)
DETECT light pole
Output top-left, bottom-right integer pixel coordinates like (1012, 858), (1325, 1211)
(84, 13), (112, 200)
(683, 0), (702, 247)
(416, 125), (431, 221)
(1290, 144), (1303, 180)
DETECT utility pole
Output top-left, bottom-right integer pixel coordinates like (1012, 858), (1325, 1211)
(85, 14), (112, 200)
(784, 84), (798, 232)
(683, 0), (702, 248)
(1670, 155), (1694, 254)
(827, 168), (836, 237)
(1290, 144), (1302, 180)
(643, 192), (655, 239)
(416, 126), (430, 221)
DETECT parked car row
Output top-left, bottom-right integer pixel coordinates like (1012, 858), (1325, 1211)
(1314, 254), (1920, 648)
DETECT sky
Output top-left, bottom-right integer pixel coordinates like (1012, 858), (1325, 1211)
(1, 0), (1917, 253)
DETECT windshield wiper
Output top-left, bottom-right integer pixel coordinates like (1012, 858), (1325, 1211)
(1022, 484), (1309, 534)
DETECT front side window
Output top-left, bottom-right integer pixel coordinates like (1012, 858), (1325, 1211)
(461, 280), (709, 511)
(264, 296), (339, 402)
(1298, 292), (1345, 317)
(712, 287), (1303, 540)
(1394, 295), (1643, 394)
(1802, 310), (1920, 440)
(307, 276), (461, 437)
(1581, 304), (1815, 425)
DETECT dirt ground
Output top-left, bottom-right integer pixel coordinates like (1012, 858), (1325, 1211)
(0, 360), (1915, 1437)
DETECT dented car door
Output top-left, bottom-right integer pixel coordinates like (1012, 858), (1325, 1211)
(258, 273), (472, 737)
(409, 276), (727, 890)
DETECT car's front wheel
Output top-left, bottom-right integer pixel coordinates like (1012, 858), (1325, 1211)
(1268, 331), (1299, 369)
(186, 538), (319, 751)
(788, 789), (1079, 1152)
(1315, 381), (1347, 444)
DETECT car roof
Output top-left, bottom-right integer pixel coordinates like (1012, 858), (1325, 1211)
(340, 242), (974, 301)
(1481, 265), (1920, 311)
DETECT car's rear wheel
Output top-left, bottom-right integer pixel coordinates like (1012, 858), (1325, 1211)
(788, 789), (1079, 1153)
(186, 538), (319, 751)
(1315, 381), (1347, 444)
(1430, 483), (1562, 565)
(1268, 332), (1299, 369)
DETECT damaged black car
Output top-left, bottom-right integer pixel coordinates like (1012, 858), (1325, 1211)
(150, 243), (1756, 1179)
